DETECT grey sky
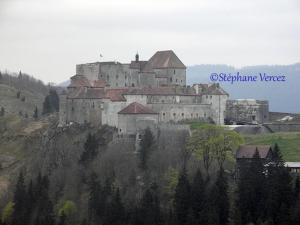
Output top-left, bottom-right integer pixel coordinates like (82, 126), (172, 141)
(0, 0), (299, 84)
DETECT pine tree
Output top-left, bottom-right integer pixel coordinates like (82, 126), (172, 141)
(58, 211), (66, 225)
(174, 170), (190, 225)
(265, 143), (293, 224)
(295, 175), (300, 197)
(237, 149), (266, 224)
(104, 188), (125, 225)
(79, 133), (99, 165)
(139, 127), (154, 170)
(33, 174), (55, 225)
(190, 169), (205, 224)
(87, 172), (102, 224)
(11, 172), (28, 225)
(206, 167), (229, 225)
(138, 183), (162, 225)
(33, 106), (38, 119)
(0, 107), (4, 117)
(42, 89), (59, 114)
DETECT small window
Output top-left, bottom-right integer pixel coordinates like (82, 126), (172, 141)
(92, 102), (95, 108)
(119, 129), (122, 132)
(196, 113), (199, 117)
(191, 113), (193, 117)
(116, 83), (118, 87)
(116, 75), (119, 79)
(206, 95), (208, 99)
(181, 80), (182, 83)
(163, 113), (165, 116)
(204, 113), (207, 117)
(210, 95), (212, 99)
(182, 113), (184, 117)
(107, 75), (109, 81)
(176, 79), (178, 82)
(174, 70), (175, 74)
(162, 100), (165, 103)
(125, 75), (127, 79)
(170, 77), (172, 82)
(132, 83), (135, 87)
(173, 113), (176, 117)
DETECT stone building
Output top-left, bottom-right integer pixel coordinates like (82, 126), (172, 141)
(59, 50), (229, 134)
(226, 99), (269, 124)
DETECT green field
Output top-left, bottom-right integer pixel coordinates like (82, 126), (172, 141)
(243, 132), (300, 162)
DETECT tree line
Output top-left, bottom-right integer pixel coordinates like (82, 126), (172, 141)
(1, 128), (300, 225)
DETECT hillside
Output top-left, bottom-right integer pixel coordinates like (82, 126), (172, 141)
(187, 63), (300, 113)
(0, 71), (48, 117)
(243, 132), (300, 161)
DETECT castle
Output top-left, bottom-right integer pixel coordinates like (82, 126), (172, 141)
(59, 50), (231, 134)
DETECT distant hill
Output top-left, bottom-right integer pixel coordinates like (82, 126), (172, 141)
(0, 71), (48, 117)
(187, 63), (300, 113)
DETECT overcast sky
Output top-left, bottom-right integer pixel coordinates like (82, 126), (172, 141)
(0, 0), (299, 84)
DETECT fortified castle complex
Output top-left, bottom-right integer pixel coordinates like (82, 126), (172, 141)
(59, 50), (268, 135)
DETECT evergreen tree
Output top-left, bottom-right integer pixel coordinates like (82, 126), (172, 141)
(139, 127), (154, 170)
(0, 107), (4, 117)
(79, 133), (98, 165)
(87, 172), (102, 224)
(58, 211), (66, 225)
(16, 91), (21, 99)
(42, 89), (59, 114)
(138, 183), (162, 225)
(174, 170), (190, 225)
(104, 188), (125, 225)
(206, 167), (229, 225)
(33, 174), (55, 225)
(190, 169), (205, 224)
(237, 149), (266, 225)
(295, 175), (300, 197)
(33, 106), (38, 119)
(11, 172), (28, 225)
(265, 144), (293, 225)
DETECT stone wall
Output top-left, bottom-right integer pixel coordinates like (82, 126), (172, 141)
(76, 63), (100, 81)
(226, 99), (269, 124)
(65, 98), (103, 126)
(150, 103), (212, 123)
(118, 113), (159, 135)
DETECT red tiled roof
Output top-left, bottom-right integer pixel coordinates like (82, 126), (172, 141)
(68, 87), (106, 99)
(68, 75), (91, 87)
(105, 88), (127, 101)
(142, 50), (186, 72)
(92, 80), (107, 88)
(118, 102), (158, 114)
(236, 145), (272, 159)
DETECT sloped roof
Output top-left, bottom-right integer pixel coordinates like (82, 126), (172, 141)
(105, 88), (127, 101)
(143, 50), (186, 72)
(118, 102), (158, 114)
(236, 145), (272, 159)
(68, 87), (106, 99)
(68, 75), (91, 88)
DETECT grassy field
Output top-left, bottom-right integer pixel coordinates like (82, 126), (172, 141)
(243, 132), (300, 162)
(185, 121), (300, 162)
